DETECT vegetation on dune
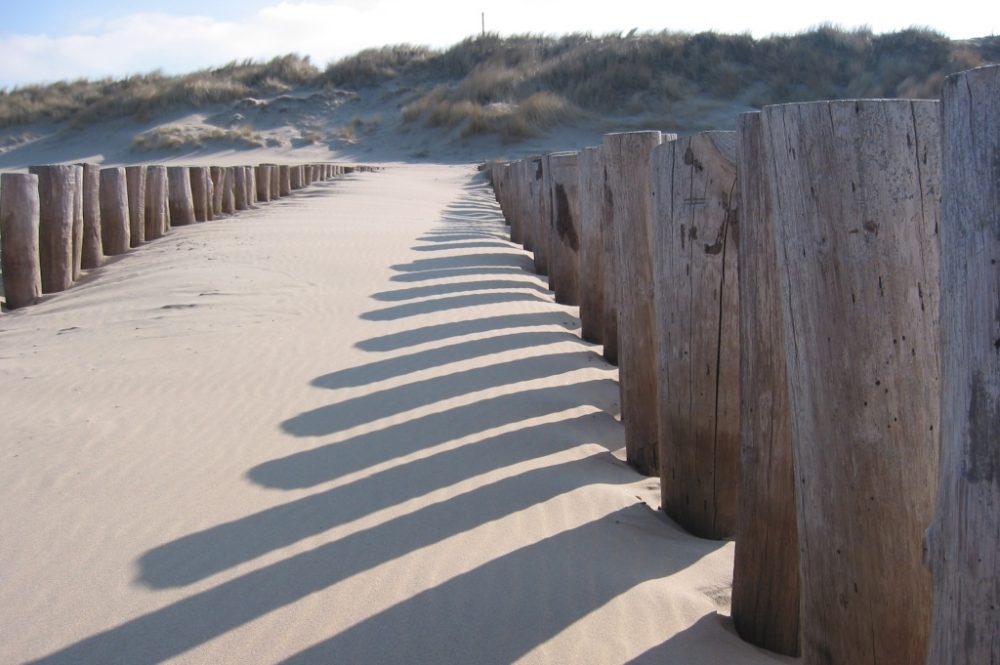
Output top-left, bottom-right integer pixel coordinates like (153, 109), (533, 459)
(2, 28), (995, 144)
(132, 124), (265, 151)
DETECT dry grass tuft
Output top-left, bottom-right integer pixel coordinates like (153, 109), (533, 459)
(131, 124), (265, 151)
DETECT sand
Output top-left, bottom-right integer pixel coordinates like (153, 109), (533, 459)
(0, 163), (793, 664)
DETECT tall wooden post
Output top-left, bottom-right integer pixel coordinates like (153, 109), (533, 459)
(730, 112), (801, 656)
(650, 131), (741, 539)
(926, 64), (1000, 665)
(189, 167), (211, 222)
(167, 167), (195, 226)
(78, 163), (103, 269)
(747, 100), (941, 665)
(602, 130), (666, 476)
(70, 165), (83, 280)
(29, 165), (76, 293)
(124, 165), (146, 246)
(99, 167), (130, 255)
(145, 166), (169, 240)
(577, 146), (604, 344)
(532, 156), (550, 276)
(598, 144), (620, 365)
(0, 173), (42, 309)
(546, 152), (581, 306)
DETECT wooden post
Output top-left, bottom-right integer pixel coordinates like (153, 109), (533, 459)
(730, 112), (801, 656)
(255, 165), (271, 202)
(926, 64), (1000, 665)
(532, 156), (549, 275)
(233, 166), (249, 211)
(598, 144), (620, 365)
(167, 167), (195, 226)
(510, 160), (528, 247)
(78, 163), (103, 269)
(0, 173), (42, 308)
(145, 166), (169, 240)
(245, 166), (256, 206)
(70, 165), (83, 280)
(279, 165), (291, 197)
(749, 100), (941, 665)
(602, 130), (666, 476)
(577, 146), (604, 344)
(210, 166), (225, 216)
(267, 164), (280, 199)
(124, 165), (146, 246)
(189, 167), (210, 222)
(28, 165), (76, 293)
(649, 131), (741, 540)
(99, 167), (130, 255)
(546, 152), (582, 306)
(222, 167), (236, 215)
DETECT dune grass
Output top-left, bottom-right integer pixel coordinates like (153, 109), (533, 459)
(132, 124), (265, 151)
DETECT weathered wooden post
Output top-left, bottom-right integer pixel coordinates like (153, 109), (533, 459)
(509, 160), (528, 247)
(546, 152), (582, 306)
(222, 167), (236, 215)
(255, 165), (271, 202)
(745, 100), (942, 665)
(598, 144), (620, 364)
(70, 166), (83, 280)
(649, 131), (741, 540)
(99, 167), (130, 255)
(245, 166), (256, 206)
(730, 112), (801, 657)
(289, 165), (302, 190)
(926, 64), (1000, 665)
(233, 166), (249, 211)
(1, 173), (42, 308)
(210, 166), (225, 216)
(145, 166), (169, 240)
(577, 147), (604, 344)
(602, 130), (665, 475)
(267, 164), (281, 199)
(279, 165), (291, 197)
(78, 163), (103, 269)
(124, 165), (146, 246)
(28, 165), (76, 293)
(532, 156), (549, 275)
(167, 166), (195, 226)
(189, 167), (211, 222)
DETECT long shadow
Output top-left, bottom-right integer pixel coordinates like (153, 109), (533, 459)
(355, 312), (577, 352)
(139, 410), (619, 589)
(390, 253), (533, 273)
(34, 454), (644, 665)
(372, 278), (548, 302)
(261, 378), (616, 488)
(389, 265), (529, 283)
(624, 614), (786, 665)
(278, 505), (722, 665)
(361, 291), (546, 321)
(412, 241), (513, 252)
(316, 330), (575, 388)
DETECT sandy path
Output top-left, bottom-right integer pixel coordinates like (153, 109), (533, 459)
(0, 164), (790, 664)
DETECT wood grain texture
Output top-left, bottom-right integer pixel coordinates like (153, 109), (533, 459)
(603, 130), (667, 476)
(255, 165), (271, 203)
(70, 166), (83, 281)
(547, 152), (581, 306)
(0, 173), (42, 309)
(577, 146), (605, 344)
(29, 165), (76, 293)
(598, 145), (619, 365)
(125, 165), (147, 244)
(927, 64), (1000, 665)
(166, 167), (195, 227)
(234, 167), (249, 211)
(649, 132), (740, 540)
(78, 163), (103, 270)
(100, 167), (131, 254)
(764, 99), (942, 665)
(533, 156), (550, 276)
(222, 167), (236, 215)
(731, 112), (800, 657)
(189, 167), (210, 222)
(279, 165), (291, 197)
(144, 166), (168, 241)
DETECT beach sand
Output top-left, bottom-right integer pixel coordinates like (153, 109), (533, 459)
(0, 164), (793, 664)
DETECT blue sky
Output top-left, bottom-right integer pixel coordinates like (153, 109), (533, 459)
(1, 0), (993, 88)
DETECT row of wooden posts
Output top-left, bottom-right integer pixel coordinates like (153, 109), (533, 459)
(0, 162), (373, 311)
(488, 64), (998, 665)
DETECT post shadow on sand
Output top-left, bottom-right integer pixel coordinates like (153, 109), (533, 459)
(140, 409), (620, 589)
(36, 455), (713, 665)
(372, 278), (550, 302)
(412, 240), (513, 252)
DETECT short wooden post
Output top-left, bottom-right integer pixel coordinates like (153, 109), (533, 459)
(0, 173), (42, 308)
(649, 131), (741, 540)
(28, 165), (76, 293)
(279, 165), (291, 197)
(222, 167), (236, 215)
(602, 130), (666, 475)
(750, 100), (942, 665)
(78, 163), (103, 269)
(577, 146), (604, 344)
(926, 64), (1000, 665)
(124, 165), (146, 246)
(730, 112), (801, 657)
(289, 165), (301, 190)
(233, 166), (249, 211)
(210, 166), (225, 216)
(245, 166), (256, 207)
(167, 167), (195, 226)
(546, 152), (581, 306)
(598, 144), (619, 364)
(145, 166), (169, 240)
(255, 165), (271, 202)
(99, 167), (131, 255)
(189, 167), (211, 222)
(70, 166), (83, 280)
(267, 164), (280, 199)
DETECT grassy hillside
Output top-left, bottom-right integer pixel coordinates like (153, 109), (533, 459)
(1, 28), (996, 149)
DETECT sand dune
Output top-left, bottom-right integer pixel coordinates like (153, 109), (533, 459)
(0, 165), (792, 664)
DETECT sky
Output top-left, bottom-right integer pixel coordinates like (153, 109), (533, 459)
(0, 0), (994, 88)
